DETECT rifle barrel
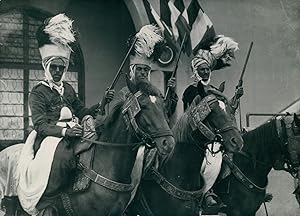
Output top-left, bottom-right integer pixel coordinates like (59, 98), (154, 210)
(109, 37), (138, 90)
(239, 41), (253, 83)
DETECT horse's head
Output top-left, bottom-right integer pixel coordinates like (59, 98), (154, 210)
(187, 94), (243, 153)
(121, 78), (175, 156)
(273, 114), (300, 176)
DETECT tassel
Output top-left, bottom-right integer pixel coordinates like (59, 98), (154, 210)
(134, 24), (163, 57)
(44, 13), (75, 51)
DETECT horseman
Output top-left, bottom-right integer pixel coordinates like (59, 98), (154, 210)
(31, 13), (115, 196)
(123, 25), (178, 120)
(182, 35), (243, 211)
(0, 14), (115, 216)
(183, 35), (243, 115)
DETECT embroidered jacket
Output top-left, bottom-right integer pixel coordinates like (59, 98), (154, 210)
(29, 81), (99, 138)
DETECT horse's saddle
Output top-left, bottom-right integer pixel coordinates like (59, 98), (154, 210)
(71, 115), (98, 193)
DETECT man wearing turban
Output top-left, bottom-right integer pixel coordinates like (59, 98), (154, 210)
(182, 35), (243, 212)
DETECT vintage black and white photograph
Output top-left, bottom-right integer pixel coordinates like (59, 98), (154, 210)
(0, 0), (299, 215)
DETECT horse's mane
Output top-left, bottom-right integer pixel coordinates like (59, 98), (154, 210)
(95, 99), (124, 134)
(241, 119), (280, 165)
(136, 81), (161, 96)
(172, 98), (200, 143)
(96, 81), (162, 133)
(172, 112), (190, 143)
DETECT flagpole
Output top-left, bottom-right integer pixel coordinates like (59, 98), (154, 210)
(164, 33), (187, 100)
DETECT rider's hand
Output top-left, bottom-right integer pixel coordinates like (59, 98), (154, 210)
(102, 89), (115, 105)
(65, 125), (83, 137)
(235, 86), (244, 100)
(167, 77), (176, 90)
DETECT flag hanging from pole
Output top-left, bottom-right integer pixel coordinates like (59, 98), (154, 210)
(143, 0), (216, 56)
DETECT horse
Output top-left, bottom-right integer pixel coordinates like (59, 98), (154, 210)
(214, 114), (300, 216)
(127, 93), (244, 216)
(0, 80), (176, 216)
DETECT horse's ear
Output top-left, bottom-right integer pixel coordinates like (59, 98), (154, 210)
(125, 74), (137, 94)
(191, 95), (202, 107)
(218, 81), (226, 93)
(294, 113), (300, 127)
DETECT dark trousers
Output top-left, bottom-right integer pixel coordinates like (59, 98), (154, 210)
(43, 139), (76, 196)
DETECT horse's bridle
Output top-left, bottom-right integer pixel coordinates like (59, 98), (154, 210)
(188, 94), (238, 153)
(275, 116), (300, 177)
(145, 95), (238, 206)
(222, 116), (300, 196)
(122, 90), (173, 148)
(77, 90), (173, 195)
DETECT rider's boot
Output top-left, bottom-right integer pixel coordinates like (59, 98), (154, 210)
(203, 190), (227, 214)
(1, 196), (18, 216)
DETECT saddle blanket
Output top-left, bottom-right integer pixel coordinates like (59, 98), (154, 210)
(17, 130), (63, 215)
(0, 144), (23, 206)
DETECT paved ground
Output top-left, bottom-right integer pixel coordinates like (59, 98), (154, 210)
(256, 170), (300, 216)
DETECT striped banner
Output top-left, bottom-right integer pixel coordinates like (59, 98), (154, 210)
(143, 0), (216, 56)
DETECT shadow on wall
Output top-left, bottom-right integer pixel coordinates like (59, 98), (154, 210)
(65, 0), (135, 107)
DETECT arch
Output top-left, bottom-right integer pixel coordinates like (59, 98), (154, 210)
(0, 7), (85, 146)
(123, 0), (149, 30)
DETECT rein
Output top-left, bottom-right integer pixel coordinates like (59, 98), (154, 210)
(150, 167), (205, 201)
(223, 117), (299, 197)
(78, 90), (172, 193)
(80, 137), (144, 149)
(122, 90), (173, 148)
(147, 95), (238, 202)
(223, 154), (267, 193)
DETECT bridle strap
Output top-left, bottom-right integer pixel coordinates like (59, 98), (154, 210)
(150, 167), (205, 201)
(189, 95), (218, 141)
(80, 137), (143, 148)
(223, 154), (267, 193)
(78, 162), (134, 192)
(284, 117), (300, 167)
(122, 91), (158, 147)
(216, 125), (237, 134)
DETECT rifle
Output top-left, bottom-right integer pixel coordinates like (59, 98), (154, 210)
(164, 33), (187, 100)
(232, 41), (253, 129)
(97, 37), (138, 113)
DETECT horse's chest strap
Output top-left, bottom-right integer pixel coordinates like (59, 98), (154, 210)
(150, 167), (204, 201)
(223, 154), (267, 193)
(78, 163), (134, 192)
(61, 193), (77, 216)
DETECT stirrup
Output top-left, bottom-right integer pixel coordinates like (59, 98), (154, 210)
(203, 193), (227, 214)
(1, 196), (18, 216)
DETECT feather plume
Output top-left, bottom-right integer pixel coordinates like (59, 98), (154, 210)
(210, 35), (239, 59)
(44, 13), (75, 51)
(134, 24), (163, 57)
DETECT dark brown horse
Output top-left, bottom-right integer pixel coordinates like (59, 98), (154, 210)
(127, 94), (244, 216)
(1, 81), (176, 216)
(214, 114), (300, 216)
